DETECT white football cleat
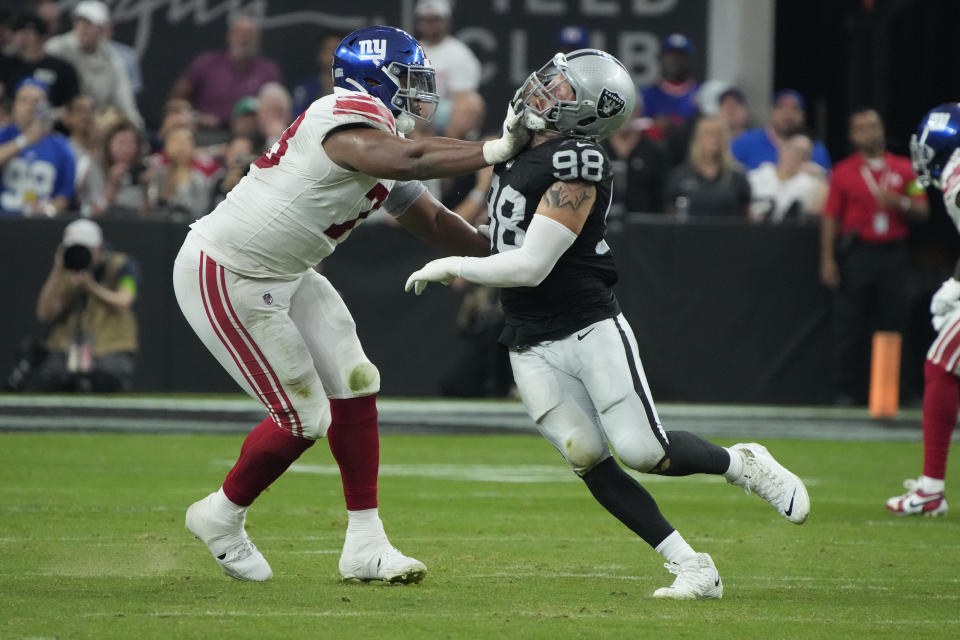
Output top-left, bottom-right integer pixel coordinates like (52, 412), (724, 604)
(185, 492), (273, 582)
(729, 443), (810, 524)
(339, 537), (427, 584)
(652, 553), (723, 600)
(886, 478), (948, 516)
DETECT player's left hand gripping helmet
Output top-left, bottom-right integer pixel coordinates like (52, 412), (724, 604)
(333, 26), (439, 134)
(517, 49), (636, 141)
(910, 103), (960, 189)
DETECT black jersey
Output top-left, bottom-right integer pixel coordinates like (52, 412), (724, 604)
(488, 135), (620, 347)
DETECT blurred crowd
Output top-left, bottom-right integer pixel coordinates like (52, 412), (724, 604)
(0, 0), (938, 405)
(0, 0), (847, 225)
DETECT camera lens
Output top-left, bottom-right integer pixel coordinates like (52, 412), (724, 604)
(63, 245), (92, 271)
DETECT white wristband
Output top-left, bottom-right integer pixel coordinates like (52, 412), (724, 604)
(14, 135), (29, 151)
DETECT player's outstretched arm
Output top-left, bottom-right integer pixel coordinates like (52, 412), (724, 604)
(405, 180), (595, 294)
(324, 104), (529, 180)
(394, 189), (489, 258)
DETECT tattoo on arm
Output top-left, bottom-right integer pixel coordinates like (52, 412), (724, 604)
(543, 182), (593, 211)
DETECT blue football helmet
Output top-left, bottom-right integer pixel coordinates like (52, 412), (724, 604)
(910, 103), (960, 189)
(332, 26), (438, 132)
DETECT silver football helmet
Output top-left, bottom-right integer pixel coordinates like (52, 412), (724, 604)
(517, 49), (636, 141)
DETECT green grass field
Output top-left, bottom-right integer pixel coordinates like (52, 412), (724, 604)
(1, 432), (959, 639)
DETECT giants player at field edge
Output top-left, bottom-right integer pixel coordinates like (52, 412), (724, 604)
(173, 25), (532, 584)
(887, 103), (960, 517)
(405, 49), (810, 599)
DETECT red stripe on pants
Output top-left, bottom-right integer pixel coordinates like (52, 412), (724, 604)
(200, 253), (301, 434)
(215, 263), (303, 435)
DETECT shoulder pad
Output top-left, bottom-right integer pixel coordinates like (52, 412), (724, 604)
(331, 93), (397, 135)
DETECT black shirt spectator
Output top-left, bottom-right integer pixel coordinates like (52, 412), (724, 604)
(1, 12), (79, 108)
(604, 118), (666, 215)
(664, 116), (750, 218)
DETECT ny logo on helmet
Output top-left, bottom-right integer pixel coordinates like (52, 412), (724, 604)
(597, 88), (626, 119)
(358, 39), (387, 62)
(928, 112), (952, 132)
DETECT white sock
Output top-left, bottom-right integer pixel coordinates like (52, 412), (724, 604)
(722, 448), (744, 482)
(346, 508), (384, 537)
(920, 475), (946, 494)
(655, 530), (697, 564)
(215, 487), (247, 515)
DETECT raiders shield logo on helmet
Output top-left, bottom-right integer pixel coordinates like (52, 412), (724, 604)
(596, 88), (626, 118)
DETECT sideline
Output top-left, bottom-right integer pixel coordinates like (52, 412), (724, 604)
(0, 394), (939, 442)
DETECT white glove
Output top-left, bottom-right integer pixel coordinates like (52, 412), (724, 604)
(482, 103), (531, 165)
(931, 278), (960, 316)
(933, 310), (954, 332)
(477, 223), (491, 239)
(404, 256), (463, 295)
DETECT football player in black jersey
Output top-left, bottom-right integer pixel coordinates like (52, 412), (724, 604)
(406, 49), (810, 599)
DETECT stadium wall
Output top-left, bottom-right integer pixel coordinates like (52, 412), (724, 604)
(0, 217), (868, 404)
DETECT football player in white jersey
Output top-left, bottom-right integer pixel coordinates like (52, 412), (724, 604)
(406, 50), (811, 599)
(174, 26), (531, 584)
(887, 103), (960, 517)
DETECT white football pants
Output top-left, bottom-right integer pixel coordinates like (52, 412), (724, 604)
(172, 232), (379, 439)
(509, 313), (670, 475)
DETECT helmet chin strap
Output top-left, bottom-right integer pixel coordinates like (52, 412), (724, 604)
(395, 112), (415, 134)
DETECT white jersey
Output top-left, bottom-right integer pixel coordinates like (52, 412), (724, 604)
(747, 162), (821, 223)
(422, 36), (481, 96)
(941, 149), (960, 231)
(190, 88), (399, 279)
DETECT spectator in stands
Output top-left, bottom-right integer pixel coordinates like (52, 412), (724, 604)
(604, 111), (667, 217)
(62, 93), (105, 216)
(147, 125), (213, 221)
(155, 98), (196, 147)
(0, 7), (13, 57)
(1, 11), (79, 109)
(150, 98), (221, 177)
(414, 0), (484, 140)
(557, 25), (590, 54)
(640, 33), (700, 135)
(715, 86), (750, 140)
(820, 108), (929, 405)
(748, 132), (827, 223)
(732, 89), (830, 172)
(210, 133), (256, 208)
(229, 96), (262, 146)
(664, 115), (750, 218)
(104, 19), (142, 96)
(33, 219), (140, 392)
(98, 118), (148, 218)
(292, 34), (341, 116)
(0, 78), (74, 217)
(256, 82), (292, 149)
(33, 0), (64, 38)
(170, 13), (281, 130)
(44, 1), (143, 129)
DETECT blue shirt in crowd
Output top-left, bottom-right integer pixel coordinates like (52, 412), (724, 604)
(732, 127), (832, 171)
(640, 80), (700, 122)
(0, 125), (75, 216)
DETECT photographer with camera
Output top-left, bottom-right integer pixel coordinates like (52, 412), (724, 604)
(32, 219), (141, 391)
(0, 78), (75, 217)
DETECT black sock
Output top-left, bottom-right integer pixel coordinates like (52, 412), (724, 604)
(652, 430), (731, 476)
(580, 457), (674, 548)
